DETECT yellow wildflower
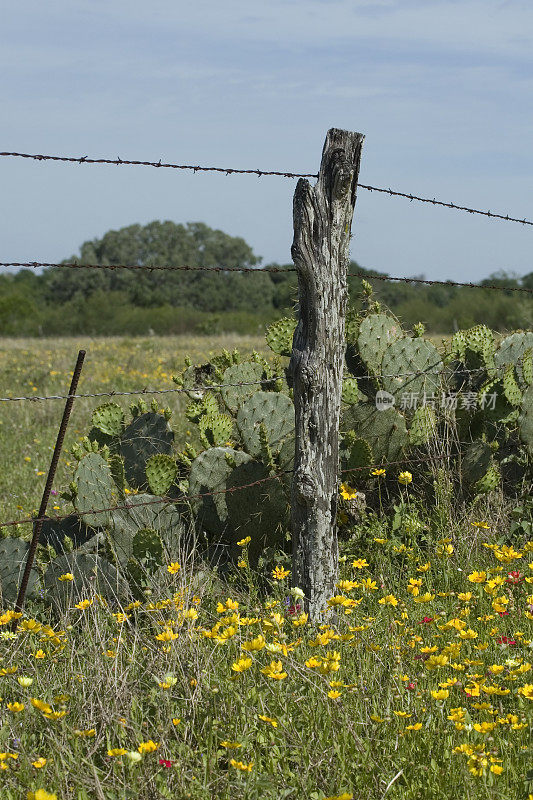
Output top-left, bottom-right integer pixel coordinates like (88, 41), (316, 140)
(231, 657), (253, 673)
(229, 758), (253, 772)
(272, 566), (291, 580)
(167, 562), (181, 574)
(258, 714), (278, 727)
(137, 740), (158, 753)
(398, 471), (412, 485)
(339, 483), (358, 500)
(260, 660), (287, 680)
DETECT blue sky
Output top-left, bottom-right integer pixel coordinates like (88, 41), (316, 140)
(1, 0), (532, 281)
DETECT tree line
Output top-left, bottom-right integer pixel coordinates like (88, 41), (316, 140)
(0, 220), (531, 336)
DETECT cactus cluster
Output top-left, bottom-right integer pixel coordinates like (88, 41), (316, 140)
(3, 290), (532, 609)
(335, 293), (532, 497)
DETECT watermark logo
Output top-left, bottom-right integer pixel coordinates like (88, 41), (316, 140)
(375, 390), (395, 411)
(375, 390), (498, 412)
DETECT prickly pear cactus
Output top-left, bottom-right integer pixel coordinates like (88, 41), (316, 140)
(519, 384), (533, 456)
(266, 317), (297, 356)
(357, 313), (402, 376)
(43, 551), (129, 614)
(186, 394), (219, 423)
(409, 406), (437, 446)
(119, 412), (174, 489)
(341, 403), (408, 464)
(188, 447), (252, 539)
(381, 337), (442, 404)
(474, 462), (501, 495)
(176, 362), (219, 400)
(219, 362), (266, 413)
(91, 403), (125, 437)
(145, 454), (178, 496)
(225, 459), (289, 563)
(341, 377), (362, 405)
(198, 412), (234, 448)
(236, 391), (294, 457)
(0, 537), (40, 605)
(495, 332), (533, 387)
(340, 432), (373, 479)
(502, 363), (522, 407)
(39, 514), (97, 555)
(461, 441), (492, 486)
(74, 452), (116, 528)
(108, 494), (184, 568)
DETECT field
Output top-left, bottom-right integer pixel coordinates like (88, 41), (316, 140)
(0, 335), (532, 800)
(0, 335), (272, 534)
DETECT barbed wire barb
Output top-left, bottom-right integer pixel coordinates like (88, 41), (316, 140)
(1, 150), (532, 226)
(1, 261), (532, 294)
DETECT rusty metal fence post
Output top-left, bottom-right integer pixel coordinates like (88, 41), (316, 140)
(10, 350), (85, 629)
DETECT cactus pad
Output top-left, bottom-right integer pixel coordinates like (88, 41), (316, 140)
(74, 452), (116, 528)
(189, 447), (252, 537)
(495, 332), (533, 387)
(43, 551), (129, 613)
(91, 403), (125, 437)
(381, 338), (442, 403)
(341, 377), (362, 405)
(236, 391), (294, 457)
(119, 412), (174, 488)
(0, 537), (40, 604)
(219, 362), (266, 413)
(461, 441), (492, 485)
(265, 317), (297, 356)
(409, 406), (437, 446)
(341, 403), (408, 464)
(145, 454), (178, 496)
(357, 313), (402, 376)
(39, 514), (97, 554)
(109, 493), (184, 567)
(519, 384), (533, 456)
(199, 412), (234, 448)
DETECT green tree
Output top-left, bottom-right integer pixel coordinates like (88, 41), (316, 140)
(42, 221), (264, 309)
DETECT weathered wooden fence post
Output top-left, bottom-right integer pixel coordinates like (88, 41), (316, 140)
(290, 127), (364, 622)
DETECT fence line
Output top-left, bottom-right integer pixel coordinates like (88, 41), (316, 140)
(0, 377), (284, 404)
(1, 149), (532, 227)
(0, 362), (510, 404)
(0, 451), (459, 533)
(2, 260), (532, 294)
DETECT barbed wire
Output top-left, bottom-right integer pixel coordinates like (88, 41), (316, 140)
(0, 450), (470, 533)
(0, 362), (506, 404)
(1, 150), (532, 227)
(2, 260), (532, 294)
(0, 377), (283, 403)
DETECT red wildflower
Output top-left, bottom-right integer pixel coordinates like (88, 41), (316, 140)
(496, 636), (517, 645)
(159, 759), (173, 768)
(418, 617), (434, 624)
(286, 603), (302, 616)
(406, 682), (416, 691)
(506, 571), (524, 585)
